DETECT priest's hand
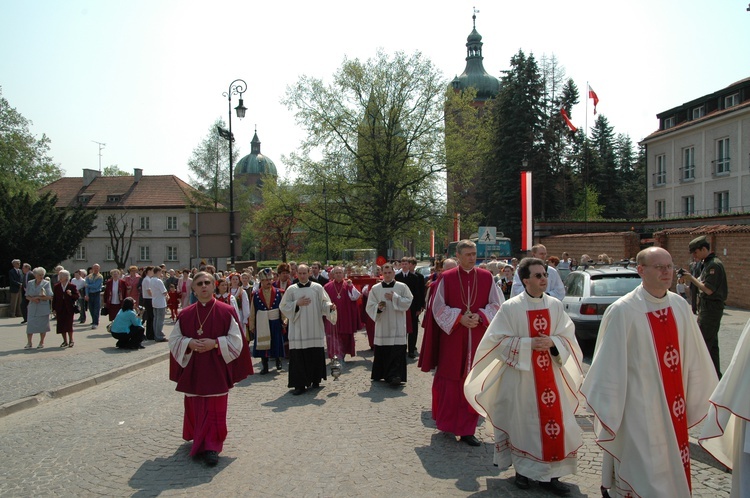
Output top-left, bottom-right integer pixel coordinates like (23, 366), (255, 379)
(190, 338), (217, 353)
(384, 291), (394, 301)
(297, 296), (312, 307)
(460, 313), (480, 329)
(330, 304), (337, 311)
(531, 336), (554, 351)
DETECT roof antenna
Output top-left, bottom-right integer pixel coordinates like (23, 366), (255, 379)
(473, 6), (479, 27)
(92, 141), (106, 173)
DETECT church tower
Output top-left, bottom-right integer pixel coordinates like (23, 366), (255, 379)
(445, 13), (500, 241)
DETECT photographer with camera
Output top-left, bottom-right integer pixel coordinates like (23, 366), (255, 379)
(682, 235), (727, 377)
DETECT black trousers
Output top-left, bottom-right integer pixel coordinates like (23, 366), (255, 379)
(697, 299), (724, 377)
(407, 310), (420, 355)
(143, 298), (154, 340)
(111, 325), (145, 349)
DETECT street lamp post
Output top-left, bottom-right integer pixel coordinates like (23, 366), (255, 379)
(323, 180), (330, 265)
(219, 79), (248, 270)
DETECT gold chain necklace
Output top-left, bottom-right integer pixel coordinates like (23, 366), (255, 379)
(196, 299), (217, 336)
(333, 280), (345, 299)
(457, 268), (478, 314)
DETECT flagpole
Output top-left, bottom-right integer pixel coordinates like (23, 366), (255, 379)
(584, 81), (589, 232)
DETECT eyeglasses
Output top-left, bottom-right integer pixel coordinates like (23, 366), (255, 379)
(194, 280), (213, 287)
(531, 272), (548, 279)
(644, 264), (674, 273)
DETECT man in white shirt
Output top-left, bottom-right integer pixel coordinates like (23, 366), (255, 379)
(511, 244), (565, 300)
(150, 267), (169, 342)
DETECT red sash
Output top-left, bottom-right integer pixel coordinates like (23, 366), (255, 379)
(646, 307), (691, 491)
(527, 308), (566, 462)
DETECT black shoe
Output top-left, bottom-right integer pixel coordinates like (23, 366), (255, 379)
(21, 321), (27, 324)
(311, 381), (320, 388)
(276, 358), (282, 370)
(292, 387), (306, 395)
(137, 344), (146, 349)
(601, 486), (612, 498)
(408, 352), (416, 359)
(260, 367), (269, 375)
(539, 478), (570, 496)
(515, 474), (530, 490)
(388, 376), (402, 386)
(204, 450), (219, 467)
(460, 435), (481, 446)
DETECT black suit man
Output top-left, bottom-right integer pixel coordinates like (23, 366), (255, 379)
(396, 257), (425, 358)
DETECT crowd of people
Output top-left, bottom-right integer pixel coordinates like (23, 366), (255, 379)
(6, 237), (745, 495)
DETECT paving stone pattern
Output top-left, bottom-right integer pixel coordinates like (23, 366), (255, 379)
(0, 320), (734, 497)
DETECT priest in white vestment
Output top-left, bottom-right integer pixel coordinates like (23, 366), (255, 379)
(366, 263), (413, 386)
(700, 318), (750, 498)
(465, 257), (583, 496)
(279, 264), (336, 395)
(581, 247), (718, 498)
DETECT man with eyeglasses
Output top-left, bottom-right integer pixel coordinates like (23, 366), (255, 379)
(510, 244), (565, 300)
(465, 257), (581, 495)
(581, 247), (717, 497)
(682, 235), (727, 377)
(169, 272), (253, 467)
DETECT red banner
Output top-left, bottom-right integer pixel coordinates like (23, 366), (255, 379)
(521, 170), (532, 251)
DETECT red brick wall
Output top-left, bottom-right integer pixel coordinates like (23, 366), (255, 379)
(541, 232), (641, 263)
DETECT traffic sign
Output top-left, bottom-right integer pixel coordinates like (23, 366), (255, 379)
(477, 226), (496, 244)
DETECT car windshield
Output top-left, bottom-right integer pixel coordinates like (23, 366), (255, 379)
(589, 275), (641, 297)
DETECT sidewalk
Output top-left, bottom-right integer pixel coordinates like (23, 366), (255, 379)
(0, 315), (168, 417)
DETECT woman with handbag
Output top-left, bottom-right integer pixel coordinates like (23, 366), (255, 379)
(52, 270), (80, 347)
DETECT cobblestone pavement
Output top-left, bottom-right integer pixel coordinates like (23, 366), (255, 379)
(0, 321), (735, 496)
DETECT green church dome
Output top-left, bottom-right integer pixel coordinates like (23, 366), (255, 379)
(235, 130), (278, 177)
(450, 14), (500, 102)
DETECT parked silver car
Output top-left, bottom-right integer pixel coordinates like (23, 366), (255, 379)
(562, 265), (642, 343)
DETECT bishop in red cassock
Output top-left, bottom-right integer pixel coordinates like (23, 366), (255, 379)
(169, 271), (253, 466)
(425, 240), (502, 447)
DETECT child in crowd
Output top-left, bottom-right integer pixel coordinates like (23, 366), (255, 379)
(167, 283), (181, 322)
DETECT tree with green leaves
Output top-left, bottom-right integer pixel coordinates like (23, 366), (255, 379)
(481, 50), (545, 253)
(187, 118), (235, 210)
(102, 165), (130, 177)
(0, 87), (63, 195)
(251, 176), (304, 263)
(0, 185), (97, 276)
(283, 50), (446, 257)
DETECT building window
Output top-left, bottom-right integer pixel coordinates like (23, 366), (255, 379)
(725, 93), (739, 108)
(681, 147), (694, 181)
(664, 116), (675, 129)
(167, 216), (178, 231)
(107, 195), (121, 203)
(692, 106), (704, 119)
(105, 246), (115, 261)
(139, 246), (151, 261)
(75, 246), (86, 260)
(166, 246), (178, 261)
(140, 216), (150, 230)
(715, 138), (730, 175)
(78, 195), (92, 205)
(715, 191), (729, 214)
(682, 196), (695, 216)
(654, 154), (667, 186)
(655, 200), (666, 219)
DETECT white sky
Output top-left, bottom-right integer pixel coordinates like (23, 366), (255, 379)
(2, 0), (749, 181)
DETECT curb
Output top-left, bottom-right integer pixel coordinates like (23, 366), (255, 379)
(0, 351), (169, 419)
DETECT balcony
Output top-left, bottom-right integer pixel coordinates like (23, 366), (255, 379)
(711, 159), (730, 177)
(652, 172), (667, 187)
(679, 166), (695, 183)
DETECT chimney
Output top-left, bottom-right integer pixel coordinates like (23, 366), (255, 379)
(134, 168), (143, 182)
(83, 168), (100, 187)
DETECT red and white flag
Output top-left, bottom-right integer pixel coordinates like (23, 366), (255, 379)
(588, 85), (599, 115)
(560, 108), (577, 133)
(521, 170), (532, 251)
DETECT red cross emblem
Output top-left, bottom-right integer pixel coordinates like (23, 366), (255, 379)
(652, 308), (669, 323)
(680, 443), (690, 465)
